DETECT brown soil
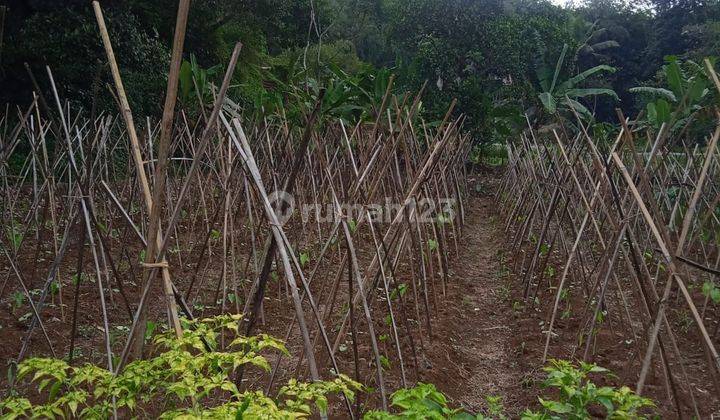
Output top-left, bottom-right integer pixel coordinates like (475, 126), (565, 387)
(419, 173), (538, 417)
(3, 170), (718, 418)
(418, 172), (719, 418)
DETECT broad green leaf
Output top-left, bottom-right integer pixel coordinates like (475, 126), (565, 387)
(665, 59), (683, 96)
(539, 398), (573, 414)
(538, 92), (557, 114)
(558, 64), (616, 92)
(179, 61), (192, 102)
(655, 99), (671, 123)
(564, 98), (593, 120)
(586, 40), (620, 52)
(646, 102), (657, 124)
(550, 43), (569, 93)
(629, 86), (677, 102)
(566, 88), (619, 101)
(702, 281), (714, 297)
(711, 287), (720, 304)
(687, 78), (707, 103)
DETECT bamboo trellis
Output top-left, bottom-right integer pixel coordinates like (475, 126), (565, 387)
(0, 35), (470, 419)
(498, 64), (720, 417)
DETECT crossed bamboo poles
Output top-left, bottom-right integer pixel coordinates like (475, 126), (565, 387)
(0, 3), (470, 416)
(499, 65), (720, 417)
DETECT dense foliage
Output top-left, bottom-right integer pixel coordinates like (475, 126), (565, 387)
(2, 0), (720, 140)
(1, 315), (362, 418)
(1, 315), (655, 419)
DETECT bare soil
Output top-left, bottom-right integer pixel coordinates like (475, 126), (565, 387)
(418, 171), (719, 418)
(3, 170), (719, 418)
(419, 173), (538, 417)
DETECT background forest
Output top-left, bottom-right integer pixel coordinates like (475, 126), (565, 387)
(2, 0), (720, 143)
(3, 1), (720, 418)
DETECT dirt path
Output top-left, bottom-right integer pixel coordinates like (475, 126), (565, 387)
(420, 175), (535, 416)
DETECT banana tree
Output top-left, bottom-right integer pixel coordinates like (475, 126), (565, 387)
(570, 17), (620, 64)
(178, 54), (222, 106)
(630, 56), (714, 131)
(536, 44), (619, 121)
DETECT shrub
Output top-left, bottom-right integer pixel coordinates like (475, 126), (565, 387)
(0, 315), (360, 419)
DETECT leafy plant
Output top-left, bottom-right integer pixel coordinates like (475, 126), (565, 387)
(348, 219), (358, 233)
(485, 395), (506, 419)
(364, 383), (473, 419)
(521, 360), (654, 419)
(630, 56), (716, 135)
(49, 281), (60, 298)
(570, 17), (620, 64)
(10, 291), (25, 313)
(702, 281), (720, 304)
(299, 251), (311, 268)
(5, 220), (23, 252)
(179, 54), (222, 107)
(143, 321), (156, 343)
(536, 44), (619, 121)
(0, 315), (361, 419)
(389, 283), (408, 300)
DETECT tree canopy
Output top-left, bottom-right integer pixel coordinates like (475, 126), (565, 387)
(1, 0), (719, 141)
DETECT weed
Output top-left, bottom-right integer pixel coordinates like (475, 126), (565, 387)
(702, 281), (720, 304)
(299, 251), (310, 268)
(144, 321), (157, 342)
(496, 264), (510, 279)
(10, 291), (25, 313)
(512, 300), (524, 313)
(485, 395), (506, 418)
(49, 281), (60, 298)
(676, 310), (693, 333)
(561, 308), (572, 320)
(539, 243), (549, 256)
(436, 214), (451, 225)
(6, 220), (23, 251)
(497, 284), (511, 301)
(389, 283), (407, 300)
